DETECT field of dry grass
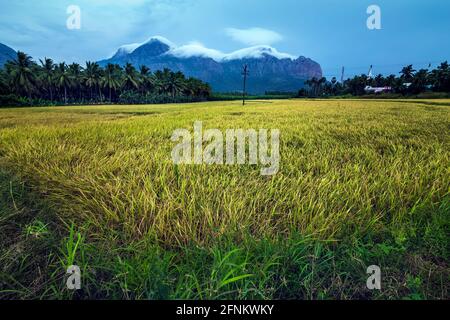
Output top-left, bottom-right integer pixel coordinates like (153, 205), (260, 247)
(0, 99), (448, 299)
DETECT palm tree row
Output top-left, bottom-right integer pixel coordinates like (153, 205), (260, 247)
(0, 51), (211, 105)
(300, 62), (450, 97)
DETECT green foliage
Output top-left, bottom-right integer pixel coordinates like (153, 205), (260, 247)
(24, 220), (49, 239)
(59, 224), (85, 269)
(0, 52), (211, 107)
(301, 61), (450, 97)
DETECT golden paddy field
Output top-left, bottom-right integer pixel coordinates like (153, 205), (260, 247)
(0, 99), (448, 299)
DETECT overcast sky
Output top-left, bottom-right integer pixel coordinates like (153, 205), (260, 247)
(0, 0), (449, 78)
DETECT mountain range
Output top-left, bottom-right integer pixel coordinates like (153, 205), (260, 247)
(99, 36), (322, 94)
(0, 43), (16, 67)
(0, 37), (322, 94)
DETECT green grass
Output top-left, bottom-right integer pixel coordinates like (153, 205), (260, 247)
(0, 99), (448, 299)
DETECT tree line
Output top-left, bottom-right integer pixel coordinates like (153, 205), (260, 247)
(0, 51), (211, 106)
(300, 62), (450, 97)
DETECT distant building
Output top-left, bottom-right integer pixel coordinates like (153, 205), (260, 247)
(364, 86), (392, 94)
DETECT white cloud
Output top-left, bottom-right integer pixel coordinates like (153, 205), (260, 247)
(169, 41), (225, 61)
(225, 27), (283, 46)
(222, 46), (295, 61)
(112, 36), (176, 58)
(166, 40), (295, 62)
(145, 36), (176, 48)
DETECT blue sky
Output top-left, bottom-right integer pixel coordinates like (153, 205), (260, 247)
(0, 0), (449, 78)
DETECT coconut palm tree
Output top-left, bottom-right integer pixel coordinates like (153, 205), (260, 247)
(429, 61), (450, 92)
(39, 58), (55, 102)
(123, 63), (139, 91)
(317, 77), (327, 96)
(68, 63), (83, 101)
(184, 77), (199, 96)
(6, 51), (36, 101)
(55, 63), (71, 104)
(0, 69), (8, 95)
(101, 63), (121, 102)
(305, 77), (318, 96)
(385, 75), (396, 87)
(400, 65), (416, 82)
(84, 61), (101, 101)
(1, 51), (212, 105)
(167, 71), (186, 98)
(139, 65), (154, 95)
(306, 77), (326, 96)
(374, 74), (385, 87)
(153, 69), (167, 94)
(411, 69), (429, 93)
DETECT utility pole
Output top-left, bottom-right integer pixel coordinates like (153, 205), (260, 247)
(242, 64), (249, 106)
(340, 66), (345, 83)
(367, 65), (373, 78)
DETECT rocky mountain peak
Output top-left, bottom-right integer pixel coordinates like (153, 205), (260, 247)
(100, 36), (322, 93)
(0, 43), (17, 67)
